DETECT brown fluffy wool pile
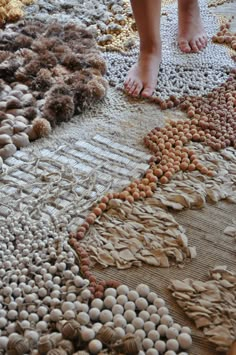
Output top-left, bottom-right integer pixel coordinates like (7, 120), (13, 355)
(0, 20), (108, 126)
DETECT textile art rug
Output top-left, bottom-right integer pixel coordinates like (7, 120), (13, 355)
(0, 0), (235, 355)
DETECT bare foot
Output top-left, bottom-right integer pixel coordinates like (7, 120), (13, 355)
(178, 0), (207, 53)
(124, 49), (161, 98)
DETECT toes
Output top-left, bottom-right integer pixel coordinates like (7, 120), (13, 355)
(201, 35), (208, 48)
(179, 39), (191, 53)
(190, 35), (207, 52)
(125, 79), (135, 95)
(197, 36), (207, 50)
(141, 86), (154, 98)
(179, 34), (208, 53)
(132, 82), (143, 97)
(199, 37), (205, 46)
(124, 77), (133, 91)
(189, 39), (199, 53)
(196, 39), (203, 50)
(125, 78), (143, 97)
(124, 77), (131, 89)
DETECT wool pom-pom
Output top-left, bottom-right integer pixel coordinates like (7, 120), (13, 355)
(53, 44), (71, 58)
(65, 71), (91, 87)
(63, 23), (83, 36)
(31, 38), (52, 53)
(61, 53), (84, 70)
(17, 48), (36, 61)
(86, 78), (108, 100)
(15, 67), (29, 83)
(71, 41), (94, 54)
(43, 95), (75, 125)
(51, 64), (69, 78)
(21, 24), (43, 38)
(24, 107), (38, 120)
(47, 84), (72, 97)
(32, 117), (51, 137)
(24, 59), (41, 76)
(31, 69), (54, 91)
(72, 82), (92, 113)
(85, 53), (107, 75)
(38, 51), (58, 69)
(44, 22), (63, 38)
(0, 50), (11, 63)
(13, 34), (33, 49)
(31, 37), (60, 53)
(0, 20), (108, 127)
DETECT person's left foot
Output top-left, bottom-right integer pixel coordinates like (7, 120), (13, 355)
(124, 47), (161, 98)
(178, 0), (207, 53)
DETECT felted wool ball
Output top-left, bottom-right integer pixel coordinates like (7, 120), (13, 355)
(99, 310), (113, 323)
(135, 297), (148, 311)
(166, 339), (179, 352)
(155, 340), (166, 353)
(132, 317), (144, 330)
(148, 330), (160, 342)
(136, 284), (150, 297)
(104, 288), (117, 297)
(117, 285), (129, 295)
(160, 315), (173, 327)
(112, 304), (124, 315)
(142, 338), (154, 350)
(157, 324), (168, 337)
(154, 298), (165, 308)
(135, 329), (146, 340)
(91, 298), (104, 310)
(124, 310), (136, 322)
(178, 333), (192, 349)
(166, 327), (179, 339)
(104, 296), (117, 309)
(147, 292), (158, 303)
(139, 311), (150, 322)
(146, 349), (159, 355)
(88, 339), (103, 354)
(128, 290), (139, 301)
(114, 327), (125, 338)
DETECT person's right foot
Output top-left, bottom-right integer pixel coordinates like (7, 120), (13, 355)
(124, 48), (161, 98)
(178, 0), (207, 53)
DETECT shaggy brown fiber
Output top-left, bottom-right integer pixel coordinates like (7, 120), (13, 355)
(0, 20), (108, 126)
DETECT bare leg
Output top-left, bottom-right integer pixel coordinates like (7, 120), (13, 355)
(124, 0), (162, 98)
(178, 0), (207, 53)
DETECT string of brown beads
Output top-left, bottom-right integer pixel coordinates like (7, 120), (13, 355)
(69, 237), (121, 300)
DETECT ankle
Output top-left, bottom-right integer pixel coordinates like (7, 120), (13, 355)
(140, 41), (162, 55)
(178, 0), (199, 11)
